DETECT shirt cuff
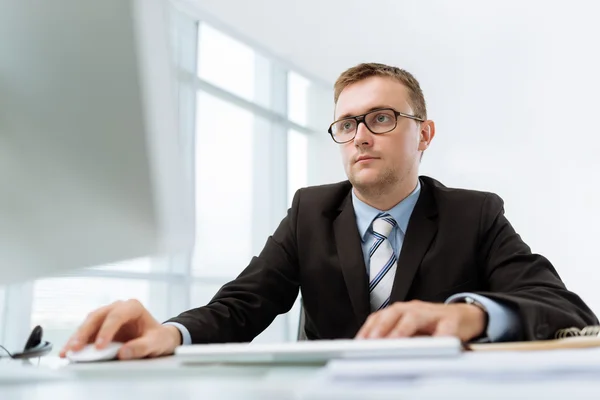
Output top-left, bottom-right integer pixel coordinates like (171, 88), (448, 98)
(445, 292), (521, 342)
(163, 322), (192, 345)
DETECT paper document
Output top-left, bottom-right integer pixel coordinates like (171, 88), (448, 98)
(322, 347), (600, 382)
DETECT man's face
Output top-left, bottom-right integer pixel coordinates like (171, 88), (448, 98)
(334, 76), (429, 196)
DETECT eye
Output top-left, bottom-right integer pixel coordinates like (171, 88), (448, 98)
(375, 113), (391, 123)
(341, 121), (354, 131)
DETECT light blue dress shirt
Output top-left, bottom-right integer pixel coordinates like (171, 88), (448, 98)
(351, 181), (520, 342)
(167, 181), (521, 345)
(165, 321), (192, 346)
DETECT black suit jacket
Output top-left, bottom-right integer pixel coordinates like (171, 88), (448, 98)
(167, 176), (597, 342)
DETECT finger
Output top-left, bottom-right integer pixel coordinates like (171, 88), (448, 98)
(118, 331), (165, 360)
(62, 305), (113, 353)
(61, 333), (86, 355)
(118, 336), (152, 360)
(356, 312), (383, 339)
(387, 313), (421, 338)
(367, 304), (406, 339)
(433, 318), (460, 338)
(59, 339), (78, 357)
(59, 340), (73, 357)
(94, 301), (139, 348)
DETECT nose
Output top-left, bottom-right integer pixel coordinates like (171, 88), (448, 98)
(353, 121), (373, 147)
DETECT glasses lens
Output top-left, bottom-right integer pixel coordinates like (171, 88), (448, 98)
(331, 118), (356, 143)
(365, 109), (397, 133)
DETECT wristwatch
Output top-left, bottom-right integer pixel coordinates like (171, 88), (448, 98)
(463, 296), (489, 341)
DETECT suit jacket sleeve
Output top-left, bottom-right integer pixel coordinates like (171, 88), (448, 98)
(164, 190), (302, 344)
(473, 193), (598, 340)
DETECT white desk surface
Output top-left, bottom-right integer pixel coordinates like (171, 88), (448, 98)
(2, 352), (600, 400)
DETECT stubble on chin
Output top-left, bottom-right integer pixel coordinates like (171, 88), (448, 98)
(348, 165), (399, 198)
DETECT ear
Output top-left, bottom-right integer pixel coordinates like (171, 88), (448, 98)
(418, 120), (435, 152)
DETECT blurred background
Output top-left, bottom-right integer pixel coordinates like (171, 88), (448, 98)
(2, 0), (600, 353)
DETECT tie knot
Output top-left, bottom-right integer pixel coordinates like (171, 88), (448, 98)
(372, 213), (396, 238)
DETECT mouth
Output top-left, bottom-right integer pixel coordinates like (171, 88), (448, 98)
(355, 156), (379, 164)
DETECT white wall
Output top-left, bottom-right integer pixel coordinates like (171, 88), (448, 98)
(416, 3), (600, 314)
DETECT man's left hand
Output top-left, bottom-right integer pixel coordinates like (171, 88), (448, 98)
(355, 300), (487, 341)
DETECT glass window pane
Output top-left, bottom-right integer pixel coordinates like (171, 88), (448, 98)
(88, 257), (155, 273)
(30, 278), (163, 354)
(197, 23), (270, 107)
(287, 130), (308, 206)
(288, 71), (311, 127)
(193, 92), (265, 278)
(190, 282), (223, 308)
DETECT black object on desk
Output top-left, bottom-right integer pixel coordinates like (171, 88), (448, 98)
(0, 325), (53, 360)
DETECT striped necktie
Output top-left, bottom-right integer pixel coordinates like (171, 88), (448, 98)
(369, 213), (397, 312)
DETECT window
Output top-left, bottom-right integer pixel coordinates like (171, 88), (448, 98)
(288, 71), (311, 127)
(197, 23), (271, 109)
(89, 257), (155, 273)
(4, 5), (330, 349)
(192, 92), (260, 277)
(287, 130), (308, 205)
(190, 282), (223, 308)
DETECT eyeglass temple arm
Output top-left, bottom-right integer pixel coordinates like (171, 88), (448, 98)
(396, 111), (425, 122)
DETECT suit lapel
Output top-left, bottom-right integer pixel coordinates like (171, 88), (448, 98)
(333, 193), (371, 324)
(390, 179), (439, 303)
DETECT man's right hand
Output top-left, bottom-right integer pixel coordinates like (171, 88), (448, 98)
(59, 299), (182, 360)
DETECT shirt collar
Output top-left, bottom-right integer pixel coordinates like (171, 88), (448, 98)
(351, 180), (422, 241)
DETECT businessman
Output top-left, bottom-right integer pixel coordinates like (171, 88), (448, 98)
(61, 63), (597, 360)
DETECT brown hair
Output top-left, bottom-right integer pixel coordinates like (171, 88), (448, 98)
(334, 63), (427, 120)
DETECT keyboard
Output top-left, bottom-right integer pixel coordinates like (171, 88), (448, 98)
(174, 336), (463, 364)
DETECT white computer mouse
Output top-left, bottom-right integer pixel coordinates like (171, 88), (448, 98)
(66, 342), (123, 363)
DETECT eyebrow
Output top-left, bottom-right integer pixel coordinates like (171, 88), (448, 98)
(336, 105), (396, 121)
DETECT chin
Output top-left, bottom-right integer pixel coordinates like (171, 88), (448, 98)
(349, 169), (380, 186)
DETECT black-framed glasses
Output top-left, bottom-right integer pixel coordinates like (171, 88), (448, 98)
(328, 107), (425, 144)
